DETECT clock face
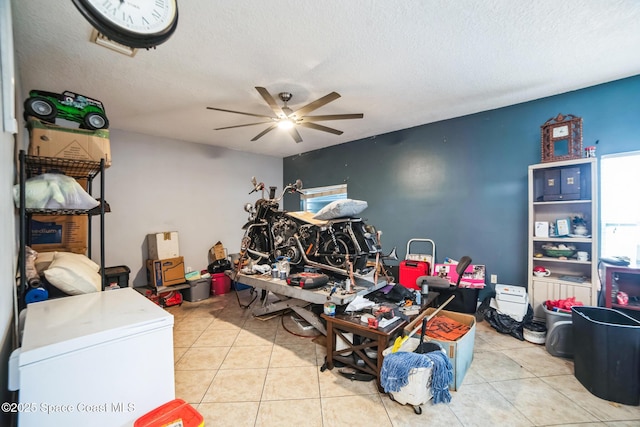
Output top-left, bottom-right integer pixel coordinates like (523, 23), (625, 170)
(552, 124), (569, 138)
(84, 0), (177, 35)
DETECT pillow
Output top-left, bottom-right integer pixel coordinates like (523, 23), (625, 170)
(44, 252), (101, 295)
(313, 199), (368, 220)
(36, 251), (100, 275)
(34, 251), (56, 274)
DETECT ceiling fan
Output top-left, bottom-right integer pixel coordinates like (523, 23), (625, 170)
(206, 87), (364, 143)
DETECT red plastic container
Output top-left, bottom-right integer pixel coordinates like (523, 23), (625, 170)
(134, 399), (204, 427)
(211, 272), (231, 295)
(399, 260), (429, 290)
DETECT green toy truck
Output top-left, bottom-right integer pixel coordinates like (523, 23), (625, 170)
(24, 89), (109, 130)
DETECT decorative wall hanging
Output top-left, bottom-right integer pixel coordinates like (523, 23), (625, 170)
(540, 113), (583, 162)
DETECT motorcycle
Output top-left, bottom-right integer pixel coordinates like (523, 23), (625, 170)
(239, 177), (394, 280)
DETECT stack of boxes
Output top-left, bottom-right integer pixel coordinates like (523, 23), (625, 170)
(144, 231), (186, 307)
(146, 232), (185, 288)
(144, 232), (213, 303)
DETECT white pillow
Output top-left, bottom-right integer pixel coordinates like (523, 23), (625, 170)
(44, 252), (101, 295)
(34, 251), (56, 274)
(313, 199), (368, 220)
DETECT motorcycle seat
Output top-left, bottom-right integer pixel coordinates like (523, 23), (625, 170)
(286, 211), (328, 226)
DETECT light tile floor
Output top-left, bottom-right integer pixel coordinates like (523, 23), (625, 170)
(167, 290), (640, 427)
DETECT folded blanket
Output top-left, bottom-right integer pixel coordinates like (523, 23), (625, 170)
(380, 350), (453, 404)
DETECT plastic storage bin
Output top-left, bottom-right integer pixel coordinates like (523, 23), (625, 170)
(104, 265), (130, 289)
(571, 306), (640, 405)
(543, 304), (573, 358)
(183, 278), (211, 302)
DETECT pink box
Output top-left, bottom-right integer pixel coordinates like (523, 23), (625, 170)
(432, 263), (486, 288)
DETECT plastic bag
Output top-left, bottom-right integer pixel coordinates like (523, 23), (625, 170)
(13, 173), (99, 210)
(477, 295), (533, 341)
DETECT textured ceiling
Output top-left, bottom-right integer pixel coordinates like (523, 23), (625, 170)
(11, 0), (640, 158)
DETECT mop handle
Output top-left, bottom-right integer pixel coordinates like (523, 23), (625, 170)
(405, 295), (455, 338)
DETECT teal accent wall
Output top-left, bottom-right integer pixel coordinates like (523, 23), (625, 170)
(283, 75), (640, 289)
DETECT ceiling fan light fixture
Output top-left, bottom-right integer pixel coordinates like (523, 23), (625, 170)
(278, 119), (295, 130)
(206, 87), (364, 144)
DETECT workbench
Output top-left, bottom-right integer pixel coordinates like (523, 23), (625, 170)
(230, 271), (388, 335)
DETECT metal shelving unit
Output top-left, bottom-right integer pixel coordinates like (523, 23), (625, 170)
(18, 150), (107, 306)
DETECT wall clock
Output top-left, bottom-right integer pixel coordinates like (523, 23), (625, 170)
(540, 113), (583, 163)
(72, 0), (179, 49)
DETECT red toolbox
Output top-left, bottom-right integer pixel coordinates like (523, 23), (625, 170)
(399, 239), (435, 290)
(399, 260), (429, 289)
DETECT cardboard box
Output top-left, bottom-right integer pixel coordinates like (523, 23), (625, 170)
(27, 117), (111, 166)
(147, 257), (185, 287)
(433, 263), (486, 288)
(210, 241), (226, 261)
(30, 215), (88, 254)
(148, 232), (180, 259)
(424, 308), (476, 390)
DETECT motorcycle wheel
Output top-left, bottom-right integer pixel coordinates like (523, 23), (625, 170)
(322, 234), (354, 268)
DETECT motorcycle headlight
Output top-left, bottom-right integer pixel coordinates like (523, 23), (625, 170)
(244, 203), (253, 213)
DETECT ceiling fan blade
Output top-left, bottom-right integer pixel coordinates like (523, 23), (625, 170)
(288, 127), (303, 143)
(292, 92), (341, 118)
(299, 113), (364, 122)
(251, 124), (278, 141)
(207, 106), (274, 119)
(255, 87), (286, 118)
(214, 121), (273, 130)
(297, 122), (344, 135)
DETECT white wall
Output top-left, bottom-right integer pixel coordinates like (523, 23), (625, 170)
(1, 1), (19, 423)
(0, 100), (16, 426)
(92, 129), (282, 287)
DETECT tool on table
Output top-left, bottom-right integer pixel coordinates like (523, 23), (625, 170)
(286, 272), (330, 289)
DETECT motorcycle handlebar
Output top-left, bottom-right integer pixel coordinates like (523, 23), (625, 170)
(248, 178), (302, 200)
(249, 182), (265, 194)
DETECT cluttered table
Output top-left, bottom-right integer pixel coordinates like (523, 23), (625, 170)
(230, 271), (389, 335)
(320, 292), (440, 391)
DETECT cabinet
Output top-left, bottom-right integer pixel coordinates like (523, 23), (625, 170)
(528, 158), (598, 321)
(604, 265), (640, 311)
(18, 149), (107, 306)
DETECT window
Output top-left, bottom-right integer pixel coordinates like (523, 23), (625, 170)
(299, 184), (347, 213)
(600, 151), (640, 261)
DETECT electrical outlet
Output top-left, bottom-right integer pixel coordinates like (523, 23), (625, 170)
(187, 266), (192, 273)
(490, 274), (498, 284)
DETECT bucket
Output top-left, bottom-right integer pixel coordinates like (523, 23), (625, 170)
(211, 272), (231, 295)
(134, 399), (203, 427)
(523, 321), (547, 344)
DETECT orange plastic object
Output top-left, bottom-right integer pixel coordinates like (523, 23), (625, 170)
(425, 315), (471, 341)
(134, 399), (204, 427)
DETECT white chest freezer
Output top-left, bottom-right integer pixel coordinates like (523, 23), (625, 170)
(9, 288), (175, 427)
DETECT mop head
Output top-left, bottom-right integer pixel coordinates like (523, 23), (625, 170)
(380, 350), (453, 404)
